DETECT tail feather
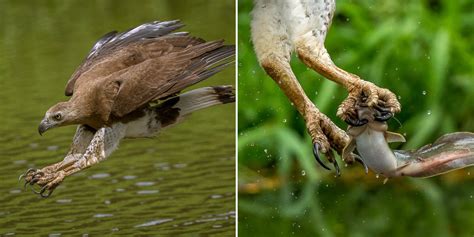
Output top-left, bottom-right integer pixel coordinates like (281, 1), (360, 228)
(174, 86), (235, 115)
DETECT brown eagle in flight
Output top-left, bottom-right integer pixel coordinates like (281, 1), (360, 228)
(20, 20), (235, 197)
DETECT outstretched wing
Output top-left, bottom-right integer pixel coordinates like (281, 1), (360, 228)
(65, 20), (186, 96)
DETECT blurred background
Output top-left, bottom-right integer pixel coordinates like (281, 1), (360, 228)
(0, 0), (235, 235)
(238, 0), (473, 236)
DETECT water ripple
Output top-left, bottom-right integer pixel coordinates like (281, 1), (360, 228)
(134, 218), (173, 228)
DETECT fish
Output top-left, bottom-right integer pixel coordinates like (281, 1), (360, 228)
(342, 108), (474, 177)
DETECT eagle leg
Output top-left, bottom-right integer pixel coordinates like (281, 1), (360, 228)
(21, 125), (124, 197)
(259, 54), (350, 173)
(295, 43), (401, 125)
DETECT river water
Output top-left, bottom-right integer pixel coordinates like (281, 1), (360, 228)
(0, 0), (235, 235)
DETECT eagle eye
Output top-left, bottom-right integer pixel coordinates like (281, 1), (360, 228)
(53, 113), (62, 121)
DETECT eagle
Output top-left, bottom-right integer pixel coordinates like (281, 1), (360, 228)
(20, 20), (235, 197)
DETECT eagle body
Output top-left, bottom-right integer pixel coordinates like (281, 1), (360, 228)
(23, 20), (235, 197)
(251, 0), (335, 63)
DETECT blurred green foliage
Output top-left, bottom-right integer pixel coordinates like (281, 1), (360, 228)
(238, 0), (474, 236)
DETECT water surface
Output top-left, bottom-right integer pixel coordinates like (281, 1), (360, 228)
(0, 0), (235, 235)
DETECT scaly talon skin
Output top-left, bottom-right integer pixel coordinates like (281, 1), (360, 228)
(313, 143), (331, 171)
(20, 167), (63, 198)
(338, 80), (400, 126)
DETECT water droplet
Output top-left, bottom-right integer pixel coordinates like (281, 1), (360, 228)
(301, 170), (306, 176)
(264, 149), (268, 154)
(427, 110), (431, 115)
(375, 174), (380, 179)
(283, 119), (287, 123)
(422, 91), (427, 95)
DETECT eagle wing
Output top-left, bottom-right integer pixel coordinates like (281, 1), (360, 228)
(65, 20), (186, 96)
(109, 41), (234, 117)
(67, 20), (234, 121)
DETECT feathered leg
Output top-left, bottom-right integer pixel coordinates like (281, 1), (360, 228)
(21, 124), (125, 197)
(292, 0), (400, 124)
(251, 1), (359, 172)
(296, 42), (400, 124)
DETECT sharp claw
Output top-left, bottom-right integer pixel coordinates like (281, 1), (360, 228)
(29, 184), (42, 194)
(313, 143), (331, 171)
(18, 174), (25, 182)
(23, 181), (29, 190)
(40, 189), (53, 198)
(374, 111), (393, 122)
(345, 117), (368, 127)
(30, 177), (39, 185)
(354, 154), (369, 174)
(33, 185), (47, 195)
(374, 103), (391, 112)
(19, 168), (36, 182)
(332, 159), (341, 177)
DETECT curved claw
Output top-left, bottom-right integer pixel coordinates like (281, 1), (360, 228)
(31, 185), (45, 195)
(23, 180), (30, 190)
(354, 154), (369, 174)
(332, 159), (341, 177)
(30, 185), (52, 198)
(345, 117), (368, 127)
(374, 111), (393, 122)
(326, 151), (341, 177)
(313, 143), (331, 171)
(18, 168), (36, 182)
(40, 189), (53, 198)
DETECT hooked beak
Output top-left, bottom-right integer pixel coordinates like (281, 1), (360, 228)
(38, 119), (54, 136)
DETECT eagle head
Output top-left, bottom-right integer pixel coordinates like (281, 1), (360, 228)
(38, 102), (76, 135)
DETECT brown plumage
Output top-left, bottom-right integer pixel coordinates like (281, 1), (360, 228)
(22, 20), (235, 197)
(41, 20), (234, 130)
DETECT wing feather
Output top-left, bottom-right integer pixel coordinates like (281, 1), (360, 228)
(65, 20), (185, 96)
(110, 43), (235, 117)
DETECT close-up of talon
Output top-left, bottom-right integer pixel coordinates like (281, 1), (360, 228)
(313, 143), (331, 171)
(345, 117), (368, 127)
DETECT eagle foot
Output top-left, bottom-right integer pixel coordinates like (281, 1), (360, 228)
(20, 167), (65, 198)
(337, 81), (400, 126)
(307, 108), (350, 176)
